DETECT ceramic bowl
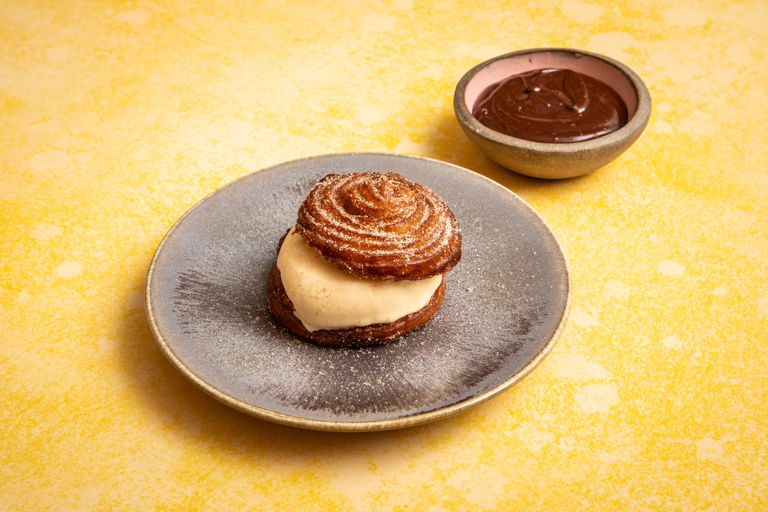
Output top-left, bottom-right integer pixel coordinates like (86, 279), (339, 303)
(454, 48), (651, 179)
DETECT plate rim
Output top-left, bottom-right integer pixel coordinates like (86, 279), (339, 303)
(145, 152), (571, 432)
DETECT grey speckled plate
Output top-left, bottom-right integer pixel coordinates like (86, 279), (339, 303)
(146, 153), (570, 432)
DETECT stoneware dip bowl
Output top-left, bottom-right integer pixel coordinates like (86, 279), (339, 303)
(454, 48), (651, 179)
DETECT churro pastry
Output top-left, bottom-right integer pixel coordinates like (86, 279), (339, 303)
(268, 171), (461, 346)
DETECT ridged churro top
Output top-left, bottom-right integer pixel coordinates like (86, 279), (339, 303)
(296, 172), (462, 280)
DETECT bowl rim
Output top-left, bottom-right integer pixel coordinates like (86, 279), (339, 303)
(453, 47), (652, 154)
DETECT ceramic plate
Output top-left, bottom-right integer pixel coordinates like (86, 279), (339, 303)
(146, 153), (570, 431)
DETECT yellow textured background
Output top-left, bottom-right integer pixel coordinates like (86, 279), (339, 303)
(2, 0), (767, 510)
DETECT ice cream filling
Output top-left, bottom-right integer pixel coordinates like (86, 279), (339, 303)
(276, 226), (442, 332)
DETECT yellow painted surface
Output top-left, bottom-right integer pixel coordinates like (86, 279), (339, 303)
(2, 0), (767, 510)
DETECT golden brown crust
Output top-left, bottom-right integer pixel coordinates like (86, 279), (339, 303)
(296, 172), (461, 281)
(267, 264), (446, 346)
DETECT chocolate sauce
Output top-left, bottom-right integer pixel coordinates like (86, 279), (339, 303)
(472, 68), (628, 143)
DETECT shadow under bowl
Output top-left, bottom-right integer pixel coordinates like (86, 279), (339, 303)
(454, 48), (651, 179)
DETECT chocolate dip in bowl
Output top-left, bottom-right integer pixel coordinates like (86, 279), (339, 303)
(454, 48), (651, 179)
